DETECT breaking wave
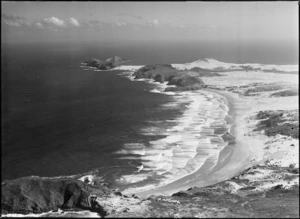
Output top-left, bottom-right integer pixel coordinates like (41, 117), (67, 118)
(113, 72), (233, 194)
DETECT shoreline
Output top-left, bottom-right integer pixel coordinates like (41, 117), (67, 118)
(131, 88), (263, 198)
(2, 86), (298, 217)
(2, 64), (298, 217)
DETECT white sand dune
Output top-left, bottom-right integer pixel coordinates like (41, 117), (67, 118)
(172, 58), (298, 73)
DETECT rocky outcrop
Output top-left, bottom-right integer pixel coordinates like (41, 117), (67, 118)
(133, 64), (178, 82)
(133, 64), (207, 91)
(1, 175), (153, 217)
(84, 56), (126, 70)
(254, 110), (299, 138)
(165, 75), (206, 91)
(1, 176), (109, 216)
(221, 132), (236, 145)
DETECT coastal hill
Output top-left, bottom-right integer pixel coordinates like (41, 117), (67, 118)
(172, 58), (298, 74)
(132, 64), (216, 91)
(83, 56), (126, 70)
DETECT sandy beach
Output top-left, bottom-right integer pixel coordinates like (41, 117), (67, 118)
(131, 89), (260, 197)
(131, 71), (299, 198)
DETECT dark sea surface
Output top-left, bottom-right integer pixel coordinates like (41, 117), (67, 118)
(1, 43), (182, 180)
(1, 41), (297, 181)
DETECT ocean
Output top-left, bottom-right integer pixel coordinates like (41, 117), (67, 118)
(1, 43), (181, 180)
(1, 41), (296, 192)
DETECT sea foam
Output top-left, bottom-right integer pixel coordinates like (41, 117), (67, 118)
(114, 88), (232, 194)
(111, 63), (236, 194)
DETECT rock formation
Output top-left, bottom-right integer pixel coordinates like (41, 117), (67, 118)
(1, 176), (109, 216)
(84, 56), (126, 70)
(133, 64), (207, 91)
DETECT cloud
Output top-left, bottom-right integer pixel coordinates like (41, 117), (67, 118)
(118, 12), (143, 20)
(148, 19), (159, 26)
(82, 20), (104, 28)
(35, 22), (43, 29)
(43, 17), (66, 28)
(2, 14), (26, 21)
(69, 18), (80, 27)
(3, 20), (21, 27)
(34, 17), (81, 29)
(116, 22), (126, 26)
(3, 15), (84, 30)
(2, 14), (26, 27)
(209, 24), (218, 30)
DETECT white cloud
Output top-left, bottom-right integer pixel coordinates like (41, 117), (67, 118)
(3, 20), (21, 27)
(118, 12), (143, 20)
(148, 19), (159, 26)
(43, 17), (66, 27)
(69, 17), (80, 27)
(116, 22), (126, 26)
(24, 22), (32, 27)
(4, 15), (84, 30)
(2, 14), (27, 27)
(35, 22), (43, 28)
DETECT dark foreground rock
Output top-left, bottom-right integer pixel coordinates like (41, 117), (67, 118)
(2, 167), (299, 218)
(1, 176), (110, 216)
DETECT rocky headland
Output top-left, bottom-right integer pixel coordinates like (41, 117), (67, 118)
(83, 56), (127, 70)
(132, 64), (223, 91)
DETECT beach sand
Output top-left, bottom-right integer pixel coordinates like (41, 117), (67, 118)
(131, 89), (262, 197)
(132, 82), (298, 198)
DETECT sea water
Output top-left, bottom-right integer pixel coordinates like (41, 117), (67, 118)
(2, 43), (180, 180)
(2, 41), (295, 192)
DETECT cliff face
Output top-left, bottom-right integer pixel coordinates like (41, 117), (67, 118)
(84, 56), (125, 70)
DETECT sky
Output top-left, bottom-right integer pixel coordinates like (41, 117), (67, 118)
(1, 1), (298, 45)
